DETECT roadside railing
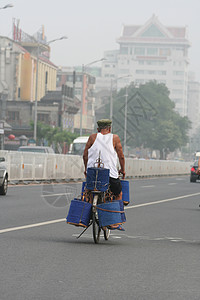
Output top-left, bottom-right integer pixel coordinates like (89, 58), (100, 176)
(0, 150), (192, 182)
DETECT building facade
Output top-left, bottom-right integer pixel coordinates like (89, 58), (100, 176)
(0, 36), (57, 122)
(57, 67), (96, 133)
(99, 15), (190, 116)
(187, 80), (200, 136)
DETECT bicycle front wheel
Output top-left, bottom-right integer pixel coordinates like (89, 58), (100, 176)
(92, 210), (101, 244)
(103, 228), (110, 240)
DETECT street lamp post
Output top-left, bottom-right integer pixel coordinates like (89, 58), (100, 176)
(33, 36), (67, 142)
(80, 58), (105, 136)
(0, 4), (13, 9)
(0, 3), (13, 150)
(110, 75), (131, 122)
(124, 85), (128, 156)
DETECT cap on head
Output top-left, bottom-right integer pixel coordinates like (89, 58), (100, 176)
(97, 119), (112, 129)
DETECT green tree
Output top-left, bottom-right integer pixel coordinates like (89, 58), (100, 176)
(30, 121), (78, 153)
(112, 81), (191, 159)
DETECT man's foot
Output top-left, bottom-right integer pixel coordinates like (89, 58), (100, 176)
(107, 225), (125, 231)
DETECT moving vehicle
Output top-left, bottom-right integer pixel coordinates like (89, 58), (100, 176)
(68, 136), (89, 155)
(0, 157), (8, 195)
(190, 160), (199, 182)
(18, 146), (54, 154)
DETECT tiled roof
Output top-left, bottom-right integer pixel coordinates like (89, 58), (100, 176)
(123, 26), (140, 36)
(121, 22), (187, 39)
(39, 55), (57, 68)
(167, 27), (186, 38)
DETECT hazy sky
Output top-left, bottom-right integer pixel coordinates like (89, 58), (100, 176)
(1, 0), (200, 80)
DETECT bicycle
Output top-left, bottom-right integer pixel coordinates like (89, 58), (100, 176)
(75, 153), (126, 244)
(76, 186), (111, 244)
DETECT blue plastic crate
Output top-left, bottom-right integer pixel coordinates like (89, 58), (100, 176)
(97, 201), (123, 227)
(121, 180), (130, 204)
(66, 199), (92, 228)
(86, 167), (110, 192)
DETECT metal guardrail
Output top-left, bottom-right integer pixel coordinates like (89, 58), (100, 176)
(0, 150), (192, 182)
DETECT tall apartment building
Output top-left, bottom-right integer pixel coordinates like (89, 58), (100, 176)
(187, 80), (200, 136)
(0, 36), (57, 123)
(57, 67), (96, 134)
(100, 15), (190, 116)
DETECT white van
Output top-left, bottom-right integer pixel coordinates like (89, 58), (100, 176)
(68, 136), (89, 155)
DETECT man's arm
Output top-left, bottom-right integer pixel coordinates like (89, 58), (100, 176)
(83, 134), (96, 176)
(113, 134), (125, 179)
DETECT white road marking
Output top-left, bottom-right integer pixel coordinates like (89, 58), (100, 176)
(168, 183), (177, 185)
(1, 192), (200, 235)
(43, 193), (72, 197)
(0, 219), (66, 234)
(141, 185), (155, 188)
(125, 192), (200, 210)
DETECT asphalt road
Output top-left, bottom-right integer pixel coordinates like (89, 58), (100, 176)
(1, 176), (200, 300)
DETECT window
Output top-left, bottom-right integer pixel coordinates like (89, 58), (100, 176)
(134, 47), (145, 55)
(67, 75), (73, 82)
(78, 75), (83, 82)
(120, 47), (128, 54)
(173, 80), (184, 85)
(172, 89), (183, 94)
(89, 77), (96, 84)
(38, 114), (49, 123)
(146, 60), (164, 65)
(157, 70), (166, 75)
(119, 69), (129, 74)
(148, 70), (155, 75)
(173, 71), (184, 76)
(136, 70), (144, 74)
(147, 48), (158, 56)
(135, 79), (145, 84)
(75, 89), (81, 95)
(7, 111), (19, 121)
(136, 70), (166, 75)
(160, 48), (170, 56)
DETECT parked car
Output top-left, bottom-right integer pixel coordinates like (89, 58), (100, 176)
(0, 157), (8, 195)
(18, 146), (55, 154)
(190, 160), (199, 182)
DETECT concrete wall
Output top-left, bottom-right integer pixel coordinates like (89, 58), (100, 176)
(0, 150), (192, 182)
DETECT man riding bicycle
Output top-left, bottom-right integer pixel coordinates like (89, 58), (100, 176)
(83, 119), (126, 231)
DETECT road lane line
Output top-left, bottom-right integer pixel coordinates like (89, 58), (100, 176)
(125, 192), (200, 210)
(1, 192), (200, 234)
(43, 193), (72, 197)
(141, 185), (155, 188)
(168, 183), (177, 185)
(0, 219), (66, 234)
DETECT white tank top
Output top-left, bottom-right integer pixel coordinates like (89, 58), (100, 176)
(87, 133), (118, 179)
